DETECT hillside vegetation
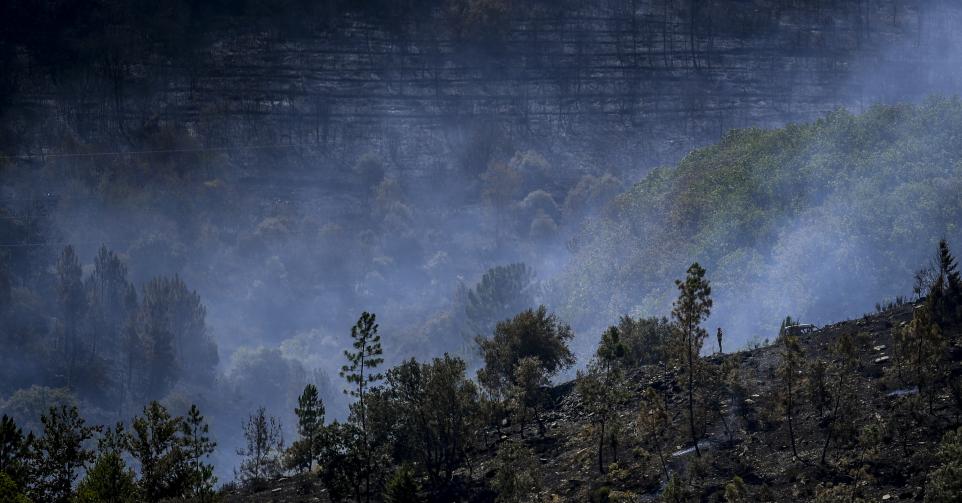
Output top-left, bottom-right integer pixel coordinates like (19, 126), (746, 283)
(556, 98), (962, 345)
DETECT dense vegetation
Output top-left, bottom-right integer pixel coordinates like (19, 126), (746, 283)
(555, 98), (962, 347)
(2, 237), (961, 501)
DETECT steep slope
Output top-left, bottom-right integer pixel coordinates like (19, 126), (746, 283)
(228, 301), (962, 501)
(555, 99), (962, 351)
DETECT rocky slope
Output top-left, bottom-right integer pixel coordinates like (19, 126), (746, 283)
(228, 300), (962, 501)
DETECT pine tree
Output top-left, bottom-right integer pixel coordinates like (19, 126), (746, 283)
(670, 262), (712, 457)
(293, 384), (326, 472)
(181, 405), (216, 499)
(126, 401), (187, 502)
(56, 246), (86, 389)
(340, 312), (384, 503)
(28, 405), (99, 503)
(0, 415), (33, 491)
(76, 423), (138, 503)
(777, 330), (804, 460)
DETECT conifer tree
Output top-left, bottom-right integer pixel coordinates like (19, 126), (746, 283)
(126, 401), (187, 502)
(56, 246), (86, 389)
(0, 415), (33, 492)
(28, 405), (99, 503)
(340, 312), (384, 502)
(777, 329), (804, 460)
(293, 384), (326, 472)
(76, 423), (138, 503)
(182, 405), (216, 499)
(670, 263), (712, 457)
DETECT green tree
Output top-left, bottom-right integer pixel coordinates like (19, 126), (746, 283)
(236, 407), (284, 488)
(126, 401), (187, 501)
(508, 356), (549, 438)
(596, 326), (627, 372)
(723, 475), (747, 503)
(181, 405), (216, 499)
(56, 246), (86, 389)
(492, 441), (542, 503)
(0, 472), (30, 503)
(899, 304), (947, 414)
(926, 426), (962, 502)
(139, 276), (218, 387)
(75, 424), (138, 503)
(0, 414), (32, 491)
(777, 328), (804, 460)
(670, 263), (712, 457)
(661, 473), (688, 503)
(476, 306), (574, 399)
(28, 405), (99, 503)
(340, 311), (384, 502)
(291, 384), (325, 473)
(84, 246), (137, 402)
(616, 316), (672, 366)
(383, 464), (421, 503)
(577, 359), (628, 474)
(318, 421), (366, 502)
(380, 355), (479, 488)
(464, 263), (536, 351)
(930, 239), (962, 325)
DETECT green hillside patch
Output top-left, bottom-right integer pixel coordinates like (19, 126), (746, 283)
(554, 98), (962, 347)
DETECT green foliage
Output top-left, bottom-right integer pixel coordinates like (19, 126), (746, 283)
(477, 306), (574, 398)
(384, 464), (422, 503)
(339, 311), (385, 501)
(596, 327), (626, 370)
(126, 401), (187, 502)
(56, 246), (86, 391)
(28, 405), (98, 503)
(724, 475), (747, 502)
(181, 405), (217, 499)
(317, 421), (366, 502)
(74, 451), (139, 503)
(615, 316), (672, 366)
(660, 474), (688, 503)
(341, 312), (385, 406)
(926, 427), (962, 502)
(138, 275), (217, 389)
(556, 100), (962, 336)
(670, 263), (712, 457)
(930, 239), (962, 325)
(0, 415), (33, 490)
(508, 356), (549, 437)
(464, 263), (537, 346)
(0, 472), (30, 503)
(577, 358), (629, 474)
(492, 441), (542, 503)
(291, 384), (325, 473)
(377, 355), (480, 488)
